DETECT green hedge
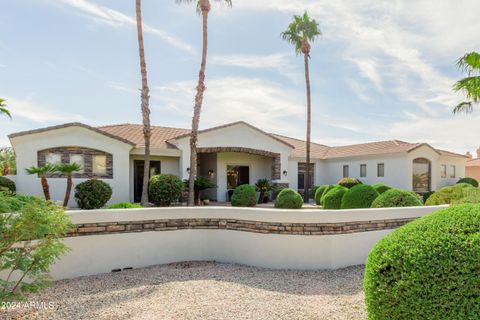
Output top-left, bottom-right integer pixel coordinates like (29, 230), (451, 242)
(0, 176), (15, 193)
(322, 185), (348, 209)
(425, 184), (474, 206)
(337, 177), (362, 189)
(371, 188), (422, 208)
(275, 188), (303, 209)
(341, 184), (379, 209)
(371, 183), (391, 194)
(74, 179), (112, 209)
(148, 174), (183, 207)
(364, 204), (480, 319)
(314, 185), (329, 205)
(422, 191), (435, 203)
(456, 177), (478, 187)
(319, 185), (335, 205)
(106, 202), (143, 209)
(231, 184), (257, 207)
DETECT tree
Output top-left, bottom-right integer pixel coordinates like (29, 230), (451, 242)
(135, 0), (152, 206)
(176, 0), (232, 206)
(0, 147), (16, 176)
(25, 164), (56, 201)
(56, 163), (81, 207)
(453, 51), (480, 114)
(0, 98), (11, 118)
(281, 11), (321, 202)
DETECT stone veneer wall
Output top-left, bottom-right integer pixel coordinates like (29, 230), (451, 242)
(68, 217), (415, 237)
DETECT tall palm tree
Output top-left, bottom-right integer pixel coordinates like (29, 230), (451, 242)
(25, 164), (56, 201)
(176, 0), (232, 206)
(135, 0), (152, 206)
(0, 98), (11, 118)
(453, 51), (480, 114)
(282, 12), (321, 203)
(56, 163), (81, 207)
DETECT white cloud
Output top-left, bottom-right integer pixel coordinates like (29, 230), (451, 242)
(58, 0), (194, 53)
(347, 58), (383, 92)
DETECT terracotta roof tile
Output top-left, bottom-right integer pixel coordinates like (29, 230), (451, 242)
(467, 158), (480, 167)
(271, 134), (330, 158)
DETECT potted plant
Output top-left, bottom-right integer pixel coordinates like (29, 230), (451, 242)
(255, 179), (272, 204)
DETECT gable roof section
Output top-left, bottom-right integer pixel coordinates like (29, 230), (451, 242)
(8, 122), (136, 146)
(271, 133), (330, 158)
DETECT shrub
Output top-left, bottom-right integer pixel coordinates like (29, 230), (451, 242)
(425, 184), (474, 206)
(456, 177), (478, 187)
(372, 183), (391, 194)
(422, 190), (435, 203)
(371, 188), (423, 208)
(74, 179), (112, 209)
(452, 187), (480, 204)
(337, 177), (362, 189)
(231, 184), (257, 207)
(148, 174), (184, 207)
(314, 185), (329, 205)
(107, 202), (143, 209)
(0, 192), (38, 213)
(364, 204), (480, 319)
(322, 185), (348, 209)
(0, 176), (15, 193)
(319, 185), (335, 205)
(274, 188), (303, 209)
(0, 195), (72, 301)
(341, 184), (379, 209)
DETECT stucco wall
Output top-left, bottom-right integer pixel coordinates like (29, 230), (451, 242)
(11, 126), (132, 207)
(466, 165), (480, 182)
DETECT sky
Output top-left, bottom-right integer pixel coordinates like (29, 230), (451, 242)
(1, 0), (480, 154)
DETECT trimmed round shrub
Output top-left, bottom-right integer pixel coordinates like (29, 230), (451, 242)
(422, 190), (435, 203)
(0, 176), (15, 193)
(341, 184), (379, 209)
(364, 204), (480, 319)
(371, 188), (422, 208)
(425, 184), (474, 206)
(319, 185), (335, 205)
(314, 185), (329, 205)
(372, 183), (391, 194)
(322, 185), (348, 209)
(275, 188), (303, 209)
(74, 179), (112, 209)
(148, 174), (184, 207)
(107, 202), (143, 209)
(456, 177), (478, 187)
(337, 177), (362, 189)
(231, 184), (257, 207)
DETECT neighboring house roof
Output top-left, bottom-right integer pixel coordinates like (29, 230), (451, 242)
(467, 158), (480, 167)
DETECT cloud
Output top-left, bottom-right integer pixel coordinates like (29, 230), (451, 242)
(58, 0), (194, 53)
(347, 58), (383, 92)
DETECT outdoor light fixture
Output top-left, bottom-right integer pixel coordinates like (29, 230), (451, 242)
(283, 170), (288, 176)
(208, 169), (215, 177)
(186, 167), (190, 173)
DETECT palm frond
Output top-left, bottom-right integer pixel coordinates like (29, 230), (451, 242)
(176, 0), (231, 14)
(56, 163), (82, 174)
(0, 98), (11, 118)
(453, 101), (474, 114)
(456, 51), (480, 76)
(281, 11), (321, 54)
(25, 164), (57, 175)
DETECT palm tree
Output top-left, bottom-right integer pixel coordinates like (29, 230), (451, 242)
(0, 147), (16, 176)
(176, 0), (232, 206)
(135, 0), (152, 206)
(0, 98), (11, 118)
(453, 51), (480, 114)
(281, 12), (321, 202)
(56, 163), (81, 207)
(25, 164), (56, 201)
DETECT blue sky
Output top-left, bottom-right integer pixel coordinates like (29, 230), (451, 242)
(1, 0), (480, 154)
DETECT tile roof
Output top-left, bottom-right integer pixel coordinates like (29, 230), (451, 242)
(467, 158), (480, 167)
(323, 140), (419, 159)
(270, 134), (330, 158)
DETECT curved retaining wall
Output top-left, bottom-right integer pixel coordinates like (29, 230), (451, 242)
(50, 205), (447, 280)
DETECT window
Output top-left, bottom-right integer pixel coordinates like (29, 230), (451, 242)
(377, 163), (384, 177)
(360, 164), (367, 177)
(450, 165), (456, 178)
(227, 165), (249, 189)
(45, 153), (61, 165)
(69, 154), (84, 173)
(440, 165), (447, 178)
(92, 155), (107, 175)
(297, 163), (314, 189)
(343, 165), (349, 178)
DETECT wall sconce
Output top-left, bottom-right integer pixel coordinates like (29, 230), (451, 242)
(208, 169), (215, 177)
(283, 170), (288, 176)
(186, 167), (190, 173)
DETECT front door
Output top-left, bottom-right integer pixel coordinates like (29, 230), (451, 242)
(134, 160), (161, 202)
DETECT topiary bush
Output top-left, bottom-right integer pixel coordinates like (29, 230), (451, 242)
(148, 174), (184, 207)
(341, 184), (379, 209)
(372, 183), (391, 194)
(107, 202), (143, 209)
(371, 188), (422, 208)
(231, 184), (257, 207)
(74, 179), (112, 209)
(322, 185), (348, 209)
(422, 190), (435, 203)
(337, 177), (362, 189)
(275, 188), (303, 209)
(314, 185), (329, 205)
(319, 185), (335, 205)
(425, 184), (474, 206)
(364, 204), (480, 320)
(0, 176), (15, 193)
(456, 177), (478, 187)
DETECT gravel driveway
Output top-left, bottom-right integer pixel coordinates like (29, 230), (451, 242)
(4, 262), (366, 320)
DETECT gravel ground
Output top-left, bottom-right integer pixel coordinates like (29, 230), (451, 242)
(3, 262), (366, 320)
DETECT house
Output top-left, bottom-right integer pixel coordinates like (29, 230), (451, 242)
(466, 148), (480, 182)
(8, 121), (467, 206)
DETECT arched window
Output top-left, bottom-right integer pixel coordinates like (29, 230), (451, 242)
(412, 158), (431, 192)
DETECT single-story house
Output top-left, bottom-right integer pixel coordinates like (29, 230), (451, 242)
(8, 121), (467, 206)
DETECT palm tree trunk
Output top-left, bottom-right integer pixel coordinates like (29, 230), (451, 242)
(188, 0), (210, 206)
(63, 174), (72, 207)
(136, 0), (152, 206)
(40, 175), (50, 201)
(303, 52), (312, 203)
